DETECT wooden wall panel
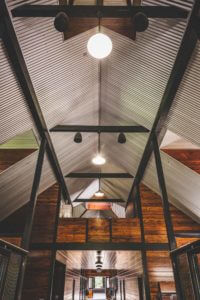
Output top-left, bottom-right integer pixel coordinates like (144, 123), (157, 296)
(147, 251), (174, 300)
(0, 149), (36, 173)
(0, 237), (21, 247)
(31, 183), (59, 243)
(57, 218), (141, 243)
(162, 149), (200, 174)
(112, 218), (141, 242)
(140, 184), (168, 243)
(57, 218), (86, 243)
(88, 219), (110, 242)
(22, 250), (52, 300)
(162, 149), (200, 246)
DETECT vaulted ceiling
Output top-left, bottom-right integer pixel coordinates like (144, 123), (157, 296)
(0, 0), (200, 222)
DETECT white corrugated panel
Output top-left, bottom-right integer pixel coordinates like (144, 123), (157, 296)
(0, 41), (38, 145)
(143, 151), (200, 222)
(143, 0), (193, 11)
(101, 17), (186, 129)
(166, 42), (200, 147)
(0, 0), (100, 218)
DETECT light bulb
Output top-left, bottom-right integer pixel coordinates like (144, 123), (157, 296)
(94, 191), (105, 198)
(87, 33), (112, 59)
(92, 154), (106, 165)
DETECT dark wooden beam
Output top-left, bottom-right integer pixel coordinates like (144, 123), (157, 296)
(192, 16), (200, 39)
(175, 231), (200, 238)
(51, 125), (149, 133)
(16, 139), (46, 300)
(66, 172), (133, 179)
(153, 136), (176, 251)
(21, 139), (47, 250)
(126, 0), (199, 213)
(74, 199), (125, 203)
(12, 5), (188, 19)
(0, 0), (71, 205)
(30, 242), (169, 251)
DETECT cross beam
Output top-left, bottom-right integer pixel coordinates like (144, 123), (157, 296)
(51, 125), (149, 133)
(66, 172), (133, 178)
(30, 242), (169, 251)
(73, 199), (125, 203)
(11, 5), (188, 19)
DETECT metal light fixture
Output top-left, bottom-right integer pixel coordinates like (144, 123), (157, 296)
(54, 12), (69, 32)
(74, 132), (82, 143)
(94, 191), (105, 198)
(132, 12), (149, 32)
(92, 132), (106, 165)
(118, 132), (126, 144)
(96, 251), (103, 273)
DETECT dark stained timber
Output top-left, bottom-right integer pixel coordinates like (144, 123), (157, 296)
(30, 242), (169, 251)
(51, 125), (149, 133)
(12, 5), (188, 19)
(66, 172), (133, 178)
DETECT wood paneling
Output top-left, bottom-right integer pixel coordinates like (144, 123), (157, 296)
(59, 0), (136, 41)
(112, 218), (141, 243)
(162, 149), (200, 246)
(140, 184), (168, 243)
(101, 18), (135, 39)
(0, 203), (28, 236)
(0, 149), (36, 173)
(87, 202), (111, 210)
(147, 251), (174, 300)
(31, 183), (59, 243)
(57, 218), (141, 243)
(57, 218), (86, 243)
(84, 269), (117, 277)
(140, 182), (200, 298)
(162, 149), (200, 174)
(0, 237), (21, 247)
(88, 219), (110, 242)
(21, 184), (60, 298)
(22, 250), (52, 300)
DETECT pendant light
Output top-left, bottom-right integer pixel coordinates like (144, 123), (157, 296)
(87, 11), (112, 59)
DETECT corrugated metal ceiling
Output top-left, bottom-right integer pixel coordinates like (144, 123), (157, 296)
(0, 0), (200, 222)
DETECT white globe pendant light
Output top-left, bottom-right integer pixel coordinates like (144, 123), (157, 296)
(87, 33), (112, 59)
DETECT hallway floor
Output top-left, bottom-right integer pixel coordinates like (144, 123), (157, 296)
(92, 292), (106, 299)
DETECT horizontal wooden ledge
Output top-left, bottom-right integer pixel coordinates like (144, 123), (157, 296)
(50, 125), (149, 133)
(30, 242), (169, 251)
(12, 5), (188, 19)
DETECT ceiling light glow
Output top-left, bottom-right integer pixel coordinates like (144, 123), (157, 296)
(87, 33), (112, 59)
(94, 191), (105, 198)
(92, 154), (106, 165)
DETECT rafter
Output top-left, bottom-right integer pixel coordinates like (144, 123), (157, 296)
(66, 173), (134, 179)
(12, 5), (188, 19)
(51, 125), (149, 133)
